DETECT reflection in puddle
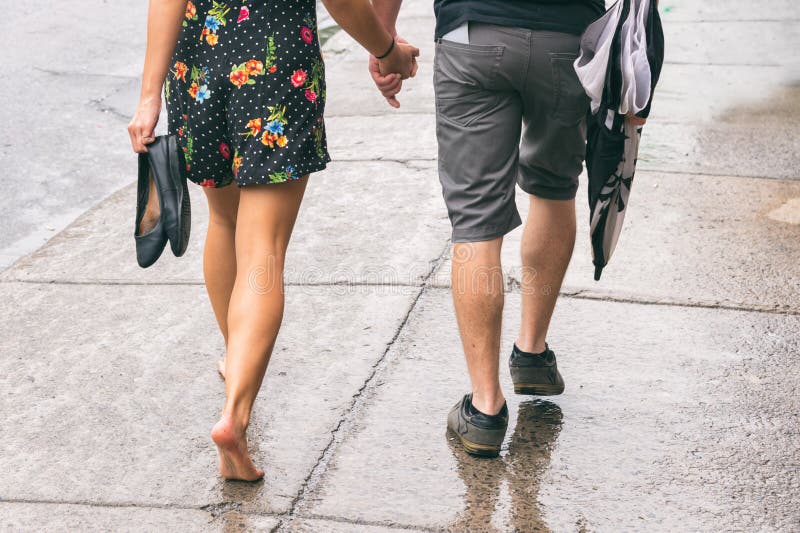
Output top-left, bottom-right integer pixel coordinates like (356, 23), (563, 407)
(216, 431), (267, 532)
(218, 480), (265, 533)
(448, 400), (563, 532)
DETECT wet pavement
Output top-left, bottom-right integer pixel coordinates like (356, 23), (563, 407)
(1, 0), (799, 531)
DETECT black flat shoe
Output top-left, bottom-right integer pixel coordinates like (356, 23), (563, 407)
(146, 135), (191, 257)
(135, 152), (168, 268)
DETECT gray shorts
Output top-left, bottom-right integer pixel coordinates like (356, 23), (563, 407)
(434, 23), (589, 243)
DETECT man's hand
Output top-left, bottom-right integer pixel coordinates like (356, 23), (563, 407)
(378, 39), (419, 79)
(626, 113), (647, 126)
(370, 55), (403, 108)
(369, 36), (415, 108)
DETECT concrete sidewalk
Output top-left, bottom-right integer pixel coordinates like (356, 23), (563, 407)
(2, 1), (799, 531)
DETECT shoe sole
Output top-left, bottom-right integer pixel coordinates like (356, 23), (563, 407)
(449, 429), (501, 458)
(174, 173), (191, 257)
(170, 136), (191, 257)
(513, 383), (565, 396)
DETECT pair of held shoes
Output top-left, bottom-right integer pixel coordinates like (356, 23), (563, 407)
(134, 135), (191, 268)
(447, 344), (564, 457)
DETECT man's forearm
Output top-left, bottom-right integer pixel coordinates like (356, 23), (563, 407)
(372, 0), (402, 36)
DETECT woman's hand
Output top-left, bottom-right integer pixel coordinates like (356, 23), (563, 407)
(378, 40), (420, 80)
(128, 96), (162, 153)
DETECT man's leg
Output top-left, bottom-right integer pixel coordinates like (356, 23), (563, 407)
(452, 238), (506, 416)
(516, 196), (576, 354)
(436, 23), (528, 456)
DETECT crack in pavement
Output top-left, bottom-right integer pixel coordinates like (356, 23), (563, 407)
(270, 240), (451, 533)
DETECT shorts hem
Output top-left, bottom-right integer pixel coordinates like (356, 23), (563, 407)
(517, 173), (578, 201)
(451, 214), (522, 243)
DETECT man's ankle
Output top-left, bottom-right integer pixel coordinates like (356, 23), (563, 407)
(471, 389), (506, 416)
(515, 336), (547, 355)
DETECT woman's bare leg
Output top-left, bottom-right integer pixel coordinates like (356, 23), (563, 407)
(202, 185), (240, 378)
(211, 176), (308, 481)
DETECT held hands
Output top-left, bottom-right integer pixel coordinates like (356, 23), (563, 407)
(370, 36), (418, 108)
(128, 96), (161, 153)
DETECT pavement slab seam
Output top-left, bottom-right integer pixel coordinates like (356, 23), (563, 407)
(0, 498), (210, 513)
(4, 281), (796, 316)
(561, 288), (800, 316)
(639, 167), (800, 182)
(292, 513), (440, 532)
(1, 491), (281, 526)
(273, 240), (451, 533)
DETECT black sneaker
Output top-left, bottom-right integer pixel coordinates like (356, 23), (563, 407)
(446, 393), (508, 457)
(508, 344), (565, 396)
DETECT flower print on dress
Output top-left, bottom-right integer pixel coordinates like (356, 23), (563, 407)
(245, 60), (264, 76)
(205, 16), (220, 32)
(312, 117), (326, 160)
(265, 36), (278, 73)
(177, 114), (195, 171)
(183, 1), (198, 27)
(232, 149), (243, 176)
(240, 118), (262, 138)
(200, 1), (229, 46)
(188, 65), (211, 103)
(195, 85), (211, 102)
(269, 165), (299, 183)
(260, 106), (289, 149)
(290, 69), (307, 88)
(301, 14), (316, 45)
(298, 56), (325, 105)
(167, 2), (330, 188)
(172, 61), (189, 82)
(230, 57), (267, 88)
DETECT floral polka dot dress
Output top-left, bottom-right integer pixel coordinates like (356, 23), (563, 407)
(165, 0), (330, 188)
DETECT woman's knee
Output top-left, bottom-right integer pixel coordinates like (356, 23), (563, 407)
(209, 208), (238, 230)
(204, 185), (240, 230)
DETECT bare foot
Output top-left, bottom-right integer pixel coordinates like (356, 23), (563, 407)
(210, 414), (264, 482)
(217, 357), (226, 380)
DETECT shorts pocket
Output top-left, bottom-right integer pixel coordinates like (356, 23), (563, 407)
(550, 53), (590, 125)
(434, 41), (505, 128)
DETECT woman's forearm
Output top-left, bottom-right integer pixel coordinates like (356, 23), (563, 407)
(320, 0), (395, 57)
(140, 0), (187, 100)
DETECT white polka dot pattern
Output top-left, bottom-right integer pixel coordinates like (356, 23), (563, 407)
(165, 0), (330, 188)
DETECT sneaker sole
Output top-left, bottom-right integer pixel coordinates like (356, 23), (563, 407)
(513, 383), (565, 396)
(449, 429), (501, 458)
